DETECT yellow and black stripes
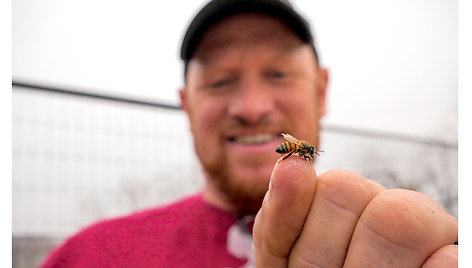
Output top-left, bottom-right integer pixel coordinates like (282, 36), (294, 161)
(276, 142), (298, 154)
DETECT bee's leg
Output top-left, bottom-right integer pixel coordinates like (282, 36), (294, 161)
(298, 152), (309, 161)
(299, 154), (312, 163)
(282, 150), (295, 160)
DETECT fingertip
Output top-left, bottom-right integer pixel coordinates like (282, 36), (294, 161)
(271, 155), (317, 192)
(274, 154), (316, 174)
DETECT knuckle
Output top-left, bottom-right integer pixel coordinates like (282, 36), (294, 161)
(316, 169), (383, 213)
(253, 211), (294, 259)
(317, 169), (365, 196)
(361, 189), (445, 249)
(293, 248), (325, 268)
(253, 215), (263, 245)
(422, 245), (458, 267)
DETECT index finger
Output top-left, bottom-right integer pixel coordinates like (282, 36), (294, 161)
(253, 155), (317, 267)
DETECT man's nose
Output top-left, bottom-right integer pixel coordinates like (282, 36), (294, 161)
(228, 76), (274, 125)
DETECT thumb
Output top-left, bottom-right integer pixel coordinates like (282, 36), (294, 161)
(253, 155), (317, 267)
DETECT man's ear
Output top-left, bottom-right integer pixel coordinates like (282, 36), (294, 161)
(317, 68), (329, 117)
(179, 87), (195, 135)
(179, 87), (188, 113)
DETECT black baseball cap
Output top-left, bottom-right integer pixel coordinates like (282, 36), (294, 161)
(180, 0), (318, 77)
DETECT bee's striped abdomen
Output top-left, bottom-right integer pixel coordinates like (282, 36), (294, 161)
(276, 141), (298, 154)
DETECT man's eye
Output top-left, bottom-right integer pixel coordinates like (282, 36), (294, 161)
(268, 71), (287, 79)
(210, 79), (230, 88)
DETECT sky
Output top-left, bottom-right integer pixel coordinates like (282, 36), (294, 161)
(12, 0), (458, 142)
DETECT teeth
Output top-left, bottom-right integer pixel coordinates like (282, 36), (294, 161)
(235, 133), (276, 144)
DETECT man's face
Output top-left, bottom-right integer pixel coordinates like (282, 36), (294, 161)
(181, 13), (328, 212)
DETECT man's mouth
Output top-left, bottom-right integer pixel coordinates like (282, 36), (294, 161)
(227, 133), (281, 145)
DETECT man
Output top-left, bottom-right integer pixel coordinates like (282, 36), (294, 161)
(40, 0), (458, 267)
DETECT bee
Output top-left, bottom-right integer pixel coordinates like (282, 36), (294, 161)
(275, 133), (323, 163)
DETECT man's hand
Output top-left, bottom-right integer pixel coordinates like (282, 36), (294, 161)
(253, 156), (458, 267)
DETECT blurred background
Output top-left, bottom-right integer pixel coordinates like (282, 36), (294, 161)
(12, 0), (457, 267)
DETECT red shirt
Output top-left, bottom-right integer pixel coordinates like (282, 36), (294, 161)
(39, 194), (253, 267)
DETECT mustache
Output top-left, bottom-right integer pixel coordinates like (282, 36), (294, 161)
(227, 113), (277, 128)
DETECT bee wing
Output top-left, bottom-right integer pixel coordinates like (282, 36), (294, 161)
(281, 133), (303, 146)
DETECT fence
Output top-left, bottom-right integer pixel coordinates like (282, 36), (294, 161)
(12, 83), (457, 268)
